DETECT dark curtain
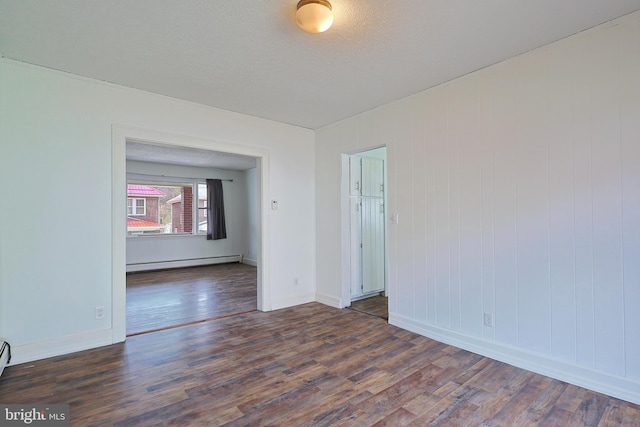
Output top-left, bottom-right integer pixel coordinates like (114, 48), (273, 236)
(206, 179), (227, 240)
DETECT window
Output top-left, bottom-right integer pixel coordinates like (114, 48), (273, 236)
(197, 183), (208, 233)
(127, 182), (195, 235)
(127, 198), (146, 216)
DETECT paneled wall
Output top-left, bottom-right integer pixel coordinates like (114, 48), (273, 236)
(316, 12), (640, 403)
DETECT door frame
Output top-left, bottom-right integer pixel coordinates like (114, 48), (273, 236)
(111, 125), (270, 343)
(340, 146), (388, 308)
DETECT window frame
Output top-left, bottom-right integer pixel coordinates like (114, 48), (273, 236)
(127, 197), (146, 216)
(126, 175), (205, 238)
(196, 182), (208, 235)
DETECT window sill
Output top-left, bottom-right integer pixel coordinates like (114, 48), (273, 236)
(127, 233), (208, 239)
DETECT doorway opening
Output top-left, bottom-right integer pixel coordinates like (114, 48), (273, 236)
(123, 141), (259, 335)
(341, 147), (388, 320)
(111, 126), (271, 343)
(126, 263), (257, 336)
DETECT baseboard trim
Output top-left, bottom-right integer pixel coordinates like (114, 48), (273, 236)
(315, 292), (342, 309)
(8, 329), (114, 366)
(390, 313), (640, 405)
(242, 258), (258, 267)
(126, 255), (241, 272)
(350, 291), (383, 302)
(271, 293), (315, 311)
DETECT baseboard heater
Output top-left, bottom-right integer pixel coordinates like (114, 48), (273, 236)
(127, 255), (242, 273)
(0, 341), (11, 378)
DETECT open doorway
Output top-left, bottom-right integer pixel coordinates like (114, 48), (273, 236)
(111, 126), (271, 343)
(126, 263), (257, 335)
(123, 141), (259, 335)
(341, 147), (388, 320)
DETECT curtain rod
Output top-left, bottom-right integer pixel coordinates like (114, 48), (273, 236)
(127, 172), (233, 182)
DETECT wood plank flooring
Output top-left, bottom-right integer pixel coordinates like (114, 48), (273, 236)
(126, 263), (257, 335)
(349, 295), (388, 320)
(1, 303), (638, 426)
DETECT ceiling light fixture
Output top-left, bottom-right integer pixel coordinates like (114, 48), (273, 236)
(296, 0), (333, 33)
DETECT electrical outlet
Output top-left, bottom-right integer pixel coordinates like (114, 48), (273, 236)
(294, 278), (300, 286)
(483, 313), (493, 327)
(95, 306), (104, 320)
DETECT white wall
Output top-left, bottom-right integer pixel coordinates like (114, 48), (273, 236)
(316, 12), (640, 404)
(0, 59), (315, 364)
(125, 161), (249, 270)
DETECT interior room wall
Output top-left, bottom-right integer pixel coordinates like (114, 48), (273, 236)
(125, 160), (248, 271)
(0, 58), (315, 364)
(316, 12), (640, 404)
(358, 147), (386, 160)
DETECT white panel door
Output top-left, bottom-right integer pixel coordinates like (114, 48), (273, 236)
(350, 155), (386, 299)
(350, 198), (362, 297)
(361, 198), (385, 294)
(361, 157), (384, 197)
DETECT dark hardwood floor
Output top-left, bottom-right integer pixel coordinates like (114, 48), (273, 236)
(1, 303), (638, 426)
(126, 263), (257, 335)
(349, 295), (388, 320)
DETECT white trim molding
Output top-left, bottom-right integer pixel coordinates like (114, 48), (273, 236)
(9, 329), (113, 366)
(315, 292), (343, 309)
(242, 258), (258, 267)
(112, 125), (272, 344)
(271, 293), (315, 311)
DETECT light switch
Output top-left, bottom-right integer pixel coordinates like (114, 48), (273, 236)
(391, 213), (399, 224)
(271, 200), (278, 210)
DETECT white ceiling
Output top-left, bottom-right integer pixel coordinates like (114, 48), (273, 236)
(126, 141), (257, 170)
(1, 0), (640, 130)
